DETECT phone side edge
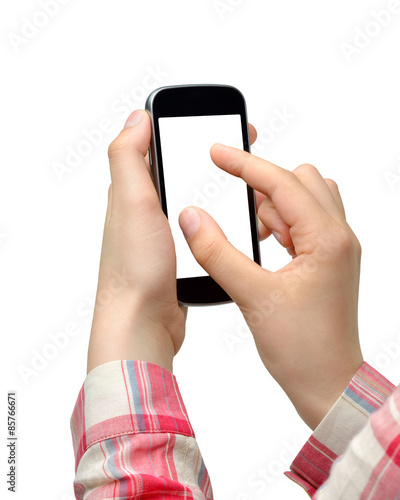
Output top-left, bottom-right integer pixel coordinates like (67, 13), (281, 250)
(145, 91), (162, 201)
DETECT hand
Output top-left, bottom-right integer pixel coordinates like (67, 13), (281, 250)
(179, 144), (364, 429)
(87, 111), (258, 375)
(87, 110), (184, 374)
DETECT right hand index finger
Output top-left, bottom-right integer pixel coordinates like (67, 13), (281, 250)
(210, 143), (331, 230)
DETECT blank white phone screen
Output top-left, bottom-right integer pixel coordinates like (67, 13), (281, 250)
(158, 114), (253, 279)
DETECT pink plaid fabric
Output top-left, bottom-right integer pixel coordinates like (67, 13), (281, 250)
(70, 360), (212, 499)
(71, 360), (399, 499)
(285, 362), (399, 498)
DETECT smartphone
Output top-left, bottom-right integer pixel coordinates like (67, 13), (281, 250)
(145, 84), (261, 306)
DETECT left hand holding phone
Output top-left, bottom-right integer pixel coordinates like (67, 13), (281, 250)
(86, 109), (258, 375)
(87, 109), (186, 375)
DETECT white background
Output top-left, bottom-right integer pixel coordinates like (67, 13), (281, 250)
(1, 1), (400, 499)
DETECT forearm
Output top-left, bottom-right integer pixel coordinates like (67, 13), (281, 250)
(87, 292), (177, 374)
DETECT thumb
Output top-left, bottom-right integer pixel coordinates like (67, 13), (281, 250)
(179, 206), (268, 306)
(108, 109), (155, 207)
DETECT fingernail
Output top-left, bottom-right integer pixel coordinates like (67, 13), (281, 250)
(124, 110), (143, 129)
(179, 208), (201, 240)
(272, 230), (283, 245)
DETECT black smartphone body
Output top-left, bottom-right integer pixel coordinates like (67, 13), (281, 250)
(145, 84), (261, 306)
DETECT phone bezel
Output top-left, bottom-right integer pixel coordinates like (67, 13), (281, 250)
(145, 84), (261, 306)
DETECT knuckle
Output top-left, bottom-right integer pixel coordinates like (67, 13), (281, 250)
(338, 231), (353, 254)
(129, 189), (157, 211)
(355, 238), (362, 258)
(293, 163), (318, 177)
(315, 224), (362, 267)
(335, 227), (360, 259)
(114, 180), (158, 211)
(276, 169), (298, 193)
(349, 228), (362, 258)
(325, 178), (339, 191)
(108, 132), (130, 160)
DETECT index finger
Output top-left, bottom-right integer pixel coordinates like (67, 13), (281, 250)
(210, 143), (330, 228)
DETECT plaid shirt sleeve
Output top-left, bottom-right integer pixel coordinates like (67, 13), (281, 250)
(285, 362), (400, 498)
(70, 360), (213, 499)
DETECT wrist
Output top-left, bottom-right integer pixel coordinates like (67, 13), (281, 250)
(87, 291), (178, 375)
(295, 360), (364, 430)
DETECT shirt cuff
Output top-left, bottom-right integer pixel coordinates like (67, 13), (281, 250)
(284, 362), (396, 497)
(70, 360), (195, 472)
